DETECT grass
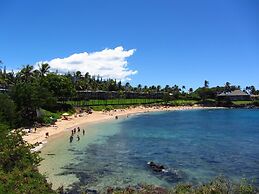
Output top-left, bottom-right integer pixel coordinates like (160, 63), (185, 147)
(232, 101), (253, 105)
(37, 108), (75, 124)
(169, 99), (198, 106)
(66, 99), (163, 107)
(90, 105), (130, 111)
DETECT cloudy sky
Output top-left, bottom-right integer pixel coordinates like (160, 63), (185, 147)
(0, 0), (258, 89)
(37, 46), (137, 81)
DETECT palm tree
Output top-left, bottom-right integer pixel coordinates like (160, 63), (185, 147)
(172, 85), (180, 93)
(17, 65), (34, 82)
(137, 84), (142, 93)
(182, 85), (186, 93)
(225, 82), (231, 92)
(143, 85), (148, 92)
(157, 85), (161, 92)
(204, 80), (209, 88)
(5, 71), (16, 85)
(246, 85), (256, 95)
(38, 63), (50, 77)
(164, 85), (170, 92)
(85, 72), (90, 80)
(125, 82), (131, 91)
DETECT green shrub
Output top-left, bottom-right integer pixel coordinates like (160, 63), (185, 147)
(109, 177), (259, 194)
(169, 100), (198, 106)
(37, 109), (61, 124)
(0, 127), (56, 193)
(252, 100), (259, 106)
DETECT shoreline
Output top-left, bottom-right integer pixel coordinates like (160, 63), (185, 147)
(23, 105), (222, 151)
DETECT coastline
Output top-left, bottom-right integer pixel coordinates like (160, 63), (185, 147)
(23, 105), (222, 151)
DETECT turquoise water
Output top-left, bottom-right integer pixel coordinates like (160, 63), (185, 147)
(39, 109), (259, 192)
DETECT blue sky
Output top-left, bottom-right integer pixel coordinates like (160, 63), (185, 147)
(0, 0), (258, 89)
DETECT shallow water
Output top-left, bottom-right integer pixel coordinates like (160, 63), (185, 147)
(39, 109), (259, 192)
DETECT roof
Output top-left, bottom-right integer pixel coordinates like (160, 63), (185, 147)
(218, 90), (250, 97)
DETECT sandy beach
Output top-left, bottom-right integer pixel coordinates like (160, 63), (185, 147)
(23, 105), (219, 150)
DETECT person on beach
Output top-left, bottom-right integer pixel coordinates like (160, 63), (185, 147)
(73, 128), (76, 133)
(77, 127), (80, 132)
(71, 130), (74, 135)
(45, 132), (49, 138)
(69, 135), (73, 143)
(77, 135), (80, 141)
(83, 129), (85, 135)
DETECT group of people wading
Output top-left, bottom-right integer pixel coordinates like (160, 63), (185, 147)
(70, 127), (85, 143)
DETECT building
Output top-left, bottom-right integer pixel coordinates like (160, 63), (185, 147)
(217, 90), (251, 101)
(0, 88), (8, 93)
(251, 95), (259, 100)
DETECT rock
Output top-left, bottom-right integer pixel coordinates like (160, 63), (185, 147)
(86, 188), (98, 194)
(147, 161), (166, 172)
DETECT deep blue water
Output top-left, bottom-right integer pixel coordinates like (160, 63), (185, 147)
(41, 109), (259, 191)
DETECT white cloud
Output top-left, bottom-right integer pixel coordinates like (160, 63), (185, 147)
(37, 46), (137, 81)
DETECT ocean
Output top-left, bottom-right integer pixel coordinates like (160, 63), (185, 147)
(39, 109), (259, 192)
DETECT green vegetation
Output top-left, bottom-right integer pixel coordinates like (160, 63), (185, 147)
(37, 109), (62, 124)
(0, 94), (17, 128)
(0, 125), (56, 194)
(169, 100), (198, 106)
(67, 98), (162, 107)
(1, 63), (259, 128)
(1, 64), (259, 128)
(1, 63), (259, 193)
(232, 101), (253, 105)
(91, 105), (130, 111)
(110, 177), (258, 194)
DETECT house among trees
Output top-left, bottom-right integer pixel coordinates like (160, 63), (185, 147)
(251, 95), (259, 100)
(217, 90), (251, 101)
(0, 88), (8, 93)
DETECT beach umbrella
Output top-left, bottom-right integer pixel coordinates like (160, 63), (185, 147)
(62, 113), (70, 116)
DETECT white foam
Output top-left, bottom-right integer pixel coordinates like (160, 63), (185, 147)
(31, 140), (47, 152)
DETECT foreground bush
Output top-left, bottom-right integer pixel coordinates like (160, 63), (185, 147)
(108, 177), (258, 194)
(0, 125), (56, 194)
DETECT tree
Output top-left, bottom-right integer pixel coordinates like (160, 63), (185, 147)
(117, 81), (123, 91)
(204, 80), (209, 88)
(17, 65), (34, 82)
(163, 93), (171, 103)
(195, 87), (215, 101)
(143, 85), (148, 92)
(164, 85), (170, 92)
(42, 73), (75, 100)
(171, 85), (180, 99)
(224, 82), (231, 92)
(0, 126), (56, 193)
(5, 71), (16, 86)
(10, 82), (42, 126)
(125, 82), (131, 91)
(137, 84), (142, 92)
(38, 63), (50, 77)
(0, 94), (17, 127)
(157, 85), (161, 92)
